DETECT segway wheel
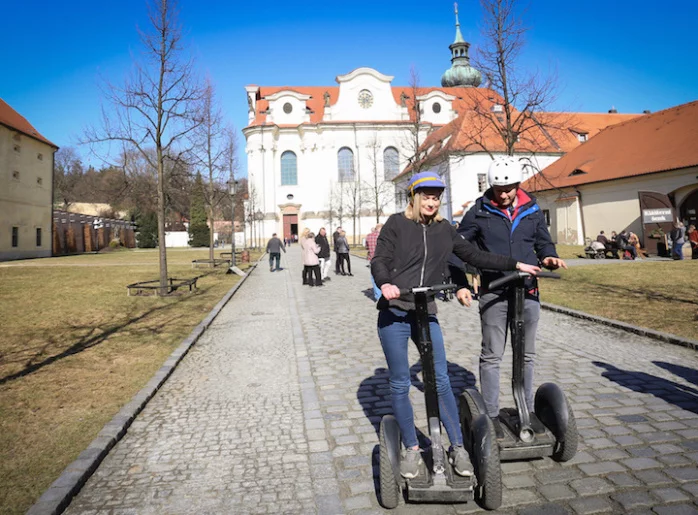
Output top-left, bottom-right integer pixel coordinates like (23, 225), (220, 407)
(471, 414), (502, 510)
(552, 407), (578, 462)
(534, 383), (579, 462)
(459, 388), (485, 451)
(379, 416), (401, 509)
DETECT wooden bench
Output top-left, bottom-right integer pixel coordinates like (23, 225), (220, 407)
(127, 277), (198, 296)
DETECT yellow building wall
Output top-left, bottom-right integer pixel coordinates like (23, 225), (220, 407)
(581, 167), (698, 239)
(0, 125), (56, 260)
(535, 167), (698, 245)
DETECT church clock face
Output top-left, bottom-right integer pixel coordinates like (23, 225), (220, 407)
(357, 89), (373, 109)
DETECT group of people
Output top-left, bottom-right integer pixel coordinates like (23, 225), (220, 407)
(594, 221), (698, 260)
(595, 229), (643, 259)
(371, 157), (565, 479)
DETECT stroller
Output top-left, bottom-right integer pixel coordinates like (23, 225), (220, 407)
(584, 239), (607, 259)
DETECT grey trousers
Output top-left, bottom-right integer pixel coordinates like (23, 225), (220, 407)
(478, 292), (540, 418)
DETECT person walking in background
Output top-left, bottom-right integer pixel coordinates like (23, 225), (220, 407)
(336, 230), (352, 276)
(315, 227), (332, 281)
(265, 233), (286, 272)
(671, 221), (686, 260)
(688, 225), (698, 259)
(333, 226), (342, 275)
(458, 156), (566, 440)
(301, 231), (322, 286)
(366, 224), (383, 299)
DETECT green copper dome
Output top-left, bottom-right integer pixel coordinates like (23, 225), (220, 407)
(441, 60), (482, 88)
(441, 4), (482, 88)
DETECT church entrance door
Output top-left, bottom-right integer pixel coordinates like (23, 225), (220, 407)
(283, 214), (298, 243)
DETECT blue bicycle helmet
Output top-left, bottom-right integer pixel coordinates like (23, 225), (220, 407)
(407, 170), (446, 196)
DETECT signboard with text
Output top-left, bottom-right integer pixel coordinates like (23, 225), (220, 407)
(642, 208), (673, 224)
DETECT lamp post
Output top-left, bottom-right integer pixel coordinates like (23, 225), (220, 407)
(228, 178), (238, 268)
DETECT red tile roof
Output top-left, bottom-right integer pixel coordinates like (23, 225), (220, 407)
(394, 105), (640, 179)
(248, 85), (502, 127)
(0, 97), (57, 148)
(523, 100), (698, 192)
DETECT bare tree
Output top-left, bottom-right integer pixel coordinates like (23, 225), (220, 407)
(83, 0), (202, 295)
(468, 0), (564, 157)
(330, 183), (346, 229)
(364, 136), (395, 223)
(342, 179), (366, 246)
(401, 66), (431, 173)
(190, 78), (228, 261)
(53, 147), (84, 209)
(224, 126), (243, 219)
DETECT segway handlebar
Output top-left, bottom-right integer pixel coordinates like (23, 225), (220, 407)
(488, 271), (560, 290)
(398, 283), (458, 297)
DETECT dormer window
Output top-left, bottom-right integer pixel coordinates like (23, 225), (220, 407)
(492, 104), (503, 113)
(432, 102), (442, 114)
(283, 102), (293, 114)
(569, 169), (587, 176)
(577, 133), (588, 143)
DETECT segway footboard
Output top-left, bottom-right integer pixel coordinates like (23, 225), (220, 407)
(406, 455), (473, 503)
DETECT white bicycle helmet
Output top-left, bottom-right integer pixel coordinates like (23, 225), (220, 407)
(487, 156), (524, 186)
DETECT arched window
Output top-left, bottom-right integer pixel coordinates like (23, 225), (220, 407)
(383, 147), (399, 180)
(338, 147), (355, 182)
(280, 151), (297, 185)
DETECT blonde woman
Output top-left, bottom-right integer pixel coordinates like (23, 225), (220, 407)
(371, 170), (540, 479)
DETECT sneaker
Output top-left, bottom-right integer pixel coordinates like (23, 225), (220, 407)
(400, 447), (422, 479)
(490, 416), (505, 440)
(529, 412), (546, 434)
(348, 273), (354, 276)
(270, 267), (274, 272)
(449, 445), (473, 477)
(324, 277), (331, 282)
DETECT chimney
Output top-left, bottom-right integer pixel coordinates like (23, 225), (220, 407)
(643, 110), (651, 114)
(608, 106), (618, 114)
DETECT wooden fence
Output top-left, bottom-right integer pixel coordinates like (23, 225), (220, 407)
(52, 210), (136, 255)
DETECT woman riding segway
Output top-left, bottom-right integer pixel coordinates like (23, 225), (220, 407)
(371, 171), (540, 501)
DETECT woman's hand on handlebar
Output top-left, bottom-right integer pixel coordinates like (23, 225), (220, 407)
(516, 262), (541, 275)
(380, 283), (401, 300)
(456, 287), (472, 307)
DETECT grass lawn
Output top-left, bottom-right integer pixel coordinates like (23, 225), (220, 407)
(0, 248), (260, 515)
(540, 260), (698, 341)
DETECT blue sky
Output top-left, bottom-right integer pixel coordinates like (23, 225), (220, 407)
(2, 0), (697, 175)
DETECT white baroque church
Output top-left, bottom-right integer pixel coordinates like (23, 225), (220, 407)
(242, 8), (635, 244)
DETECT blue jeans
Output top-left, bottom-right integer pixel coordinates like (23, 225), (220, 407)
(370, 273), (382, 302)
(377, 307), (463, 449)
(673, 242), (685, 260)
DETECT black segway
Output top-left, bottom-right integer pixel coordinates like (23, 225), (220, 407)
(460, 271), (578, 506)
(379, 284), (477, 509)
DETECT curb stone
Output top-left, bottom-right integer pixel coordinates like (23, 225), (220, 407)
(26, 259), (261, 515)
(540, 302), (698, 351)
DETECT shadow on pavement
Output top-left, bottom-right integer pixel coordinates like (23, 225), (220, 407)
(653, 361), (698, 387)
(357, 361), (477, 440)
(593, 361), (698, 415)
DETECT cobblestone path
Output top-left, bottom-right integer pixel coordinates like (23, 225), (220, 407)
(66, 247), (698, 514)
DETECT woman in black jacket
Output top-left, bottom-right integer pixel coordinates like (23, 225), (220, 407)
(371, 171), (539, 480)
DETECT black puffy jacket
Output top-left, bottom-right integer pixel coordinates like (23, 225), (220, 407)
(315, 234), (331, 259)
(458, 188), (557, 293)
(371, 213), (517, 312)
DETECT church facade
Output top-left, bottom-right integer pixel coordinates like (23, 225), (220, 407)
(242, 9), (636, 244)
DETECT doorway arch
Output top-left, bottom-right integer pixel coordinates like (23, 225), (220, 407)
(679, 188), (698, 227)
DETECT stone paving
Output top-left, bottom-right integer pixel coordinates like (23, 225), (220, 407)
(65, 247), (698, 514)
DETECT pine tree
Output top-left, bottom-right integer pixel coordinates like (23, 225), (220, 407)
(188, 172), (210, 247)
(134, 209), (158, 248)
